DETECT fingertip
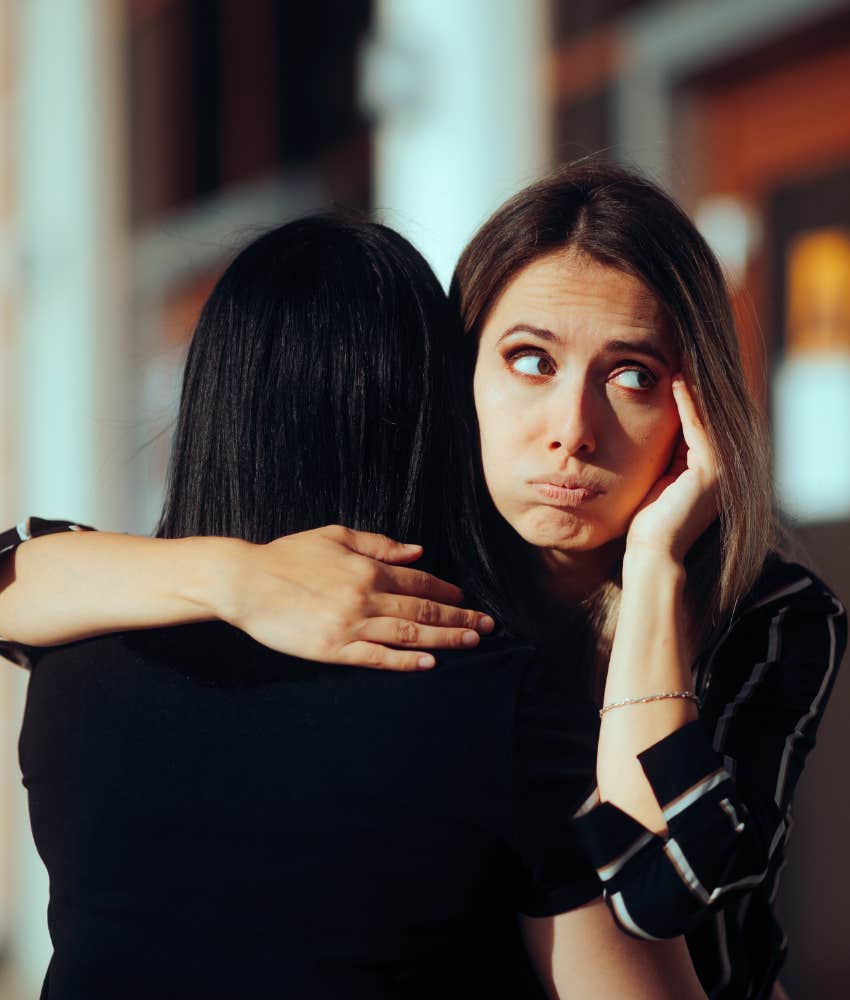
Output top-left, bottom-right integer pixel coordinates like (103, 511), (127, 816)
(461, 630), (480, 647)
(389, 542), (424, 565)
(478, 615), (496, 634)
(417, 654), (435, 670)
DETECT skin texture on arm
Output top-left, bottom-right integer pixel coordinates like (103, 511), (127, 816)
(597, 555), (696, 833)
(0, 531), (215, 644)
(0, 525), (492, 669)
(596, 378), (718, 832)
(520, 900), (706, 999)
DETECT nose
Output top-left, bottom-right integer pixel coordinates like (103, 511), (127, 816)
(547, 378), (596, 457)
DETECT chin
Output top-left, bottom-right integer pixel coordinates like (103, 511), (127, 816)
(514, 508), (609, 552)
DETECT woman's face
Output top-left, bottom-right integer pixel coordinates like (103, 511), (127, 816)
(473, 250), (682, 555)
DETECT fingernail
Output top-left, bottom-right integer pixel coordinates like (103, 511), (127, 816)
(478, 615), (495, 634)
(417, 655), (435, 669)
(462, 630), (480, 647)
(402, 542), (422, 550)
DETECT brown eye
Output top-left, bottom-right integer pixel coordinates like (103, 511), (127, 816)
(511, 353), (556, 377)
(610, 367), (655, 391)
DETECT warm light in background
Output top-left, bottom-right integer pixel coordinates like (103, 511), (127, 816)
(774, 228), (850, 522)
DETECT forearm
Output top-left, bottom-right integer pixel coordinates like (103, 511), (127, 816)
(597, 552), (697, 833)
(0, 531), (233, 645)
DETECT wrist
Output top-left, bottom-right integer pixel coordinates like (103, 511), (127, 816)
(621, 545), (685, 590)
(179, 536), (252, 622)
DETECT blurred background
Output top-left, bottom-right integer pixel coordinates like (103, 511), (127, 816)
(1, 0), (849, 996)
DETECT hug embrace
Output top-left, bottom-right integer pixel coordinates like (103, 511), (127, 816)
(1, 163), (845, 999)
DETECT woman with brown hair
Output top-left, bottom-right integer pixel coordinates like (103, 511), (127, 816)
(448, 166), (846, 998)
(2, 163), (844, 998)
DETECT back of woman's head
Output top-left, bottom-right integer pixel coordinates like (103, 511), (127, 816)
(452, 161), (776, 641)
(158, 214), (463, 568)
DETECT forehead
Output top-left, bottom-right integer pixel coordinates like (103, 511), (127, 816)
(485, 250), (668, 342)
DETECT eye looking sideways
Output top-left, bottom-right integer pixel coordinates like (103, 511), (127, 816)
(506, 348), (659, 391)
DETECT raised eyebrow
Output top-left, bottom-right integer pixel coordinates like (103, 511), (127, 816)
(495, 324), (558, 346)
(603, 338), (673, 369)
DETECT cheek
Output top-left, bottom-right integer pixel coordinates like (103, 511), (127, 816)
(607, 396), (680, 473)
(473, 365), (534, 504)
(629, 404), (681, 476)
(474, 365), (514, 457)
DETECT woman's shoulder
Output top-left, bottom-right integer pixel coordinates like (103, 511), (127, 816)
(736, 551), (845, 622)
(700, 551), (847, 697)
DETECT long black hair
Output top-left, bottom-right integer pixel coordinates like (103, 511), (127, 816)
(157, 214), (471, 576)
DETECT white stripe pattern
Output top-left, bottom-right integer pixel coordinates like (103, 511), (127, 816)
(608, 891), (663, 941)
(746, 577), (813, 613)
(693, 577), (810, 701)
(663, 767), (731, 823)
(597, 829), (657, 883)
(718, 797), (745, 834)
(713, 606), (787, 752)
(663, 839), (711, 903)
(573, 787), (599, 819)
(663, 820), (786, 906)
(773, 596), (843, 806)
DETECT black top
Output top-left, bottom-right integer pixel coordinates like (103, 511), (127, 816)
(2, 518), (847, 1000)
(17, 621), (601, 1000)
(573, 555), (847, 999)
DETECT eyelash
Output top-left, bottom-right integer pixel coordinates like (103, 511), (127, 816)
(504, 348), (658, 390)
(610, 362), (658, 391)
(505, 348), (556, 379)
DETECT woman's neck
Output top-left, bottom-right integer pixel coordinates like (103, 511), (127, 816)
(537, 537), (625, 608)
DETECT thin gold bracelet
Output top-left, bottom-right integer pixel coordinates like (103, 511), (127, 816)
(599, 690), (699, 718)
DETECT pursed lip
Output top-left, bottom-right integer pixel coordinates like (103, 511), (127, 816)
(527, 477), (604, 506)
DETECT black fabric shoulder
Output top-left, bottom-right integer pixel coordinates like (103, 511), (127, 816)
(738, 551), (841, 617)
(0, 517), (96, 670)
(20, 625), (551, 998)
(0, 517), (95, 557)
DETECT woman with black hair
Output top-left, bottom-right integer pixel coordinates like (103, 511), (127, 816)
(0, 214), (702, 998)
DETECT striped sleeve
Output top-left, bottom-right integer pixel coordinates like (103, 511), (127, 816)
(571, 570), (847, 940)
(0, 517), (96, 668)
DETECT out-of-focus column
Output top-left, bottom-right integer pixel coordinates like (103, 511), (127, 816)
(365, 0), (552, 288)
(17, 0), (129, 526)
(10, 0), (128, 994)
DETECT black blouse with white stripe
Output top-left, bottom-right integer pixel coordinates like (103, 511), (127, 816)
(1, 519), (846, 999)
(573, 554), (846, 998)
